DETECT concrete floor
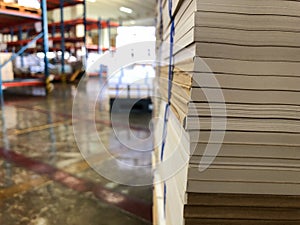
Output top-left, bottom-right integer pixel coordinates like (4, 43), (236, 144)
(0, 79), (153, 225)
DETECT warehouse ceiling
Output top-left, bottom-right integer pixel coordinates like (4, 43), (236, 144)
(87, 0), (156, 25)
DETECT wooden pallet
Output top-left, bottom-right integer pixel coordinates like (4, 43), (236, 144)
(0, 1), (41, 15)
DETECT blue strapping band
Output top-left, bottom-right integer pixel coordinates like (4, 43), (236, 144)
(168, 0), (173, 19)
(161, 0), (175, 160)
(163, 183), (167, 214)
(160, 0), (175, 217)
(159, 0), (163, 40)
(160, 103), (169, 161)
(167, 20), (175, 105)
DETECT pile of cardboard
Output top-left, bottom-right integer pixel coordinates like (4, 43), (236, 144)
(153, 0), (300, 224)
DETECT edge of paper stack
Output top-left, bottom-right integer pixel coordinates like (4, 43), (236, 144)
(153, 0), (300, 224)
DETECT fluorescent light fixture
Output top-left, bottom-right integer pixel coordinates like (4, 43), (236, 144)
(120, 6), (133, 14)
(87, 0), (96, 2)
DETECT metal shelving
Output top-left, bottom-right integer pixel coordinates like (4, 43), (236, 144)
(0, 0), (119, 97)
(2, 78), (44, 88)
(0, 0), (88, 95)
(4, 19), (118, 51)
(0, 1), (41, 28)
(0, 0), (49, 97)
(46, 0), (84, 11)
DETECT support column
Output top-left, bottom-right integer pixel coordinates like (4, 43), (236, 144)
(107, 19), (111, 51)
(41, 0), (50, 93)
(97, 17), (102, 54)
(10, 28), (14, 42)
(19, 26), (25, 68)
(60, 0), (66, 81)
(0, 67), (3, 98)
(83, 0), (87, 69)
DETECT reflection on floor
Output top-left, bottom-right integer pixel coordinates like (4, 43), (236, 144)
(0, 79), (153, 225)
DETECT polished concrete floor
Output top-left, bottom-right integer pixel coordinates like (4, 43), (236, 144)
(0, 78), (153, 225)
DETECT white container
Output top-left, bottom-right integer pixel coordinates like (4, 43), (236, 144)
(0, 53), (14, 81)
(17, 0), (40, 9)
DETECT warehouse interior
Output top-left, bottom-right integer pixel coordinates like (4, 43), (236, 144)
(1, 0), (300, 225)
(0, 0), (155, 224)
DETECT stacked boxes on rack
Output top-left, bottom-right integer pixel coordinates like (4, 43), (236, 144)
(154, 0), (300, 224)
(0, 0), (41, 12)
(0, 53), (14, 81)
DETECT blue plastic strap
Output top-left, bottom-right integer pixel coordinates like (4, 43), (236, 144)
(168, 0), (173, 20)
(159, 0), (163, 40)
(167, 20), (175, 105)
(160, 0), (175, 218)
(163, 183), (167, 214)
(160, 103), (170, 161)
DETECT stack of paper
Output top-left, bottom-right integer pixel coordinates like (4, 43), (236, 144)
(153, 0), (300, 224)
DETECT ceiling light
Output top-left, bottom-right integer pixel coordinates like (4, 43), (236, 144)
(120, 6), (133, 14)
(87, 0), (96, 2)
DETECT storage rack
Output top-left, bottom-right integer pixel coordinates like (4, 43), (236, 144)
(4, 20), (117, 51)
(47, 18), (118, 53)
(0, 0), (49, 97)
(0, 0), (86, 95)
(3, 18), (118, 52)
(0, 0), (119, 97)
(0, 0), (87, 85)
(51, 4), (118, 73)
(2, 2), (118, 83)
(51, 0), (86, 78)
